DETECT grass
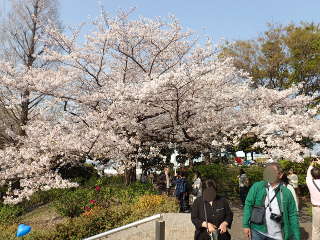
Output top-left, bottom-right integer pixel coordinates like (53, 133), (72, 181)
(19, 204), (67, 231)
(0, 204), (67, 240)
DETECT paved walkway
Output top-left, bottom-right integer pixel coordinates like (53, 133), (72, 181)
(229, 205), (312, 240)
(101, 204), (312, 240)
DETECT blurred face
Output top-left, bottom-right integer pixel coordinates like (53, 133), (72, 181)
(263, 165), (282, 184)
(203, 187), (217, 202)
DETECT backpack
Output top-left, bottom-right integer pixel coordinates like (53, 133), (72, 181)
(175, 178), (187, 196)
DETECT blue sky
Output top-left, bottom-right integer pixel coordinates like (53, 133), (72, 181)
(2, 0), (320, 41)
(58, 0), (320, 42)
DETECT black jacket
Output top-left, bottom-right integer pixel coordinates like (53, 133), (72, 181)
(191, 196), (233, 240)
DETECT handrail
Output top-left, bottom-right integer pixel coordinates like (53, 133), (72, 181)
(83, 214), (162, 240)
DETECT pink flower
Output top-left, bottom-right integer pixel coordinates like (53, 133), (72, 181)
(84, 206), (91, 211)
(95, 186), (101, 191)
(89, 200), (96, 204)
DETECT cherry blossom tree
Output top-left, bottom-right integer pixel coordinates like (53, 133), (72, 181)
(0, 8), (319, 203)
(43, 9), (320, 166)
(0, 0), (61, 135)
(0, 0), (78, 204)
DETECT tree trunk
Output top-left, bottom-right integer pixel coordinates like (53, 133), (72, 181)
(251, 152), (254, 161)
(124, 166), (136, 185)
(189, 156), (194, 168)
(19, 89), (30, 136)
(203, 153), (211, 165)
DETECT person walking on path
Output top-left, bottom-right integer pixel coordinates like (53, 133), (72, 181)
(306, 156), (320, 240)
(243, 162), (300, 240)
(239, 169), (250, 207)
(164, 167), (171, 196)
(288, 169), (299, 190)
(281, 173), (299, 211)
(174, 171), (188, 212)
(191, 179), (233, 240)
(149, 172), (154, 184)
(191, 171), (202, 203)
(140, 171), (147, 183)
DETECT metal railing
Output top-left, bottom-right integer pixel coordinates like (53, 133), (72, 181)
(83, 214), (165, 240)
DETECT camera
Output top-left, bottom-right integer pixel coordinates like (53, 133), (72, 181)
(270, 213), (282, 223)
(209, 229), (219, 240)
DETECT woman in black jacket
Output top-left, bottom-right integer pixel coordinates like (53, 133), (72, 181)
(191, 179), (233, 240)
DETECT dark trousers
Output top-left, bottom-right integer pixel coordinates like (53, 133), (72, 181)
(196, 230), (231, 240)
(177, 193), (188, 212)
(251, 229), (277, 240)
(239, 187), (249, 205)
(166, 187), (170, 196)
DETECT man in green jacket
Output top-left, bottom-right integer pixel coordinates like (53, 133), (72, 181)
(242, 162), (300, 240)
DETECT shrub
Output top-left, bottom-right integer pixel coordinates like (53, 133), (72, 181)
(105, 182), (156, 205)
(192, 159), (315, 198)
(105, 204), (134, 227)
(52, 188), (93, 217)
(0, 224), (18, 240)
(133, 194), (178, 216)
(0, 204), (24, 225)
(192, 164), (240, 198)
(279, 159), (310, 185)
(134, 194), (166, 210)
(98, 175), (125, 185)
(79, 175), (100, 187)
(127, 182), (156, 198)
(21, 188), (69, 211)
(34, 206), (130, 240)
(192, 164), (227, 182)
(0, 187), (179, 240)
(51, 208), (111, 240)
(190, 164), (266, 199)
(74, 175), (125, 190)
(28, 193), (177, 240)
(51, 181), (155, 218)
(246, 165), (264, 184)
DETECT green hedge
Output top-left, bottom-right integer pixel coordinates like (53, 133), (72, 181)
(0, 189), (70, 225)
(190, 164), (263, 198)
(279, 158), (312, 185)
(0, 204), (24, 225)
(52, 188), (94, 217)
(191, 160), (312, 198)
(50, 195), (177, 240)
(51, 181), (156, 218)
(19, 195), (178, 240)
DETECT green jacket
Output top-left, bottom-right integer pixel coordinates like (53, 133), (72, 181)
(242, 181), (300, 240)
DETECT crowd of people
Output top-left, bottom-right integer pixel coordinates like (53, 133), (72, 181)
(139, 155), (320, 240)
(189, 156), (320, 240)
(143, 156), (319, 240)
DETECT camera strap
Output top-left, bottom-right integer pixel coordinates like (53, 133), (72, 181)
(266, 185), (281, 212)
(280, 188), (284, 214)
(203, 200), (214, 240)
(313, 179), (320, 193)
